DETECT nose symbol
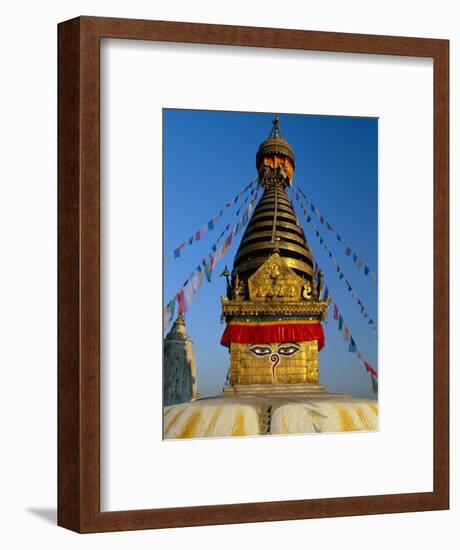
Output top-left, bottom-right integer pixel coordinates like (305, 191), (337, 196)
(270, 353), (280, 383)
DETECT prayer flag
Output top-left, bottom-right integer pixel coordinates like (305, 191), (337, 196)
(364, 361), (378, 378)
(353, 253), (357, 263)
(311, 203), (316, 212)
(208, 219), (214, 231)
(203, 261), (212, 282)
(338, 315), (343, 331)
(176, 289), (188, 315)
(195, 229), (201, 241)
(345, 246), (352, 256)
(337, 234), (342, 242)
(364, 266), (370, 275)
(184, 283), (194, 304)
(166, 298), (176, 323)
(371, 374), (378, 394)
(348, 337), (356, 352)
(174, 248), (181, 259)
(333, 304), (339, 320)
(323, 286), (329, 301)
(343, 326), (350, 341)
(188, 236), (194, 245)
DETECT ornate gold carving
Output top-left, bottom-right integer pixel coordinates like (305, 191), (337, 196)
(302, 281), (312, 300)
(221, 299), (328, 321)
(248, 252), (304, 302)
(233, 274), (245, 300)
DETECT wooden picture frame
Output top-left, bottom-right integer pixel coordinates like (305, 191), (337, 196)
(58, 16), (449, 533)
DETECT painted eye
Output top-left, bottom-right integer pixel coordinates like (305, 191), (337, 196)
(278, 345), (300, 356)
(249, 346), (272, 357)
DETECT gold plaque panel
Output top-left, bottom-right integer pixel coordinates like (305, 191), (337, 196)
(229, 341), (319, 386)
(248, 252), (304, 302)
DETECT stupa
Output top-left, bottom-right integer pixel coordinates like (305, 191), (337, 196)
(163, 314), (198, 405)
(220, 115), (327, 393)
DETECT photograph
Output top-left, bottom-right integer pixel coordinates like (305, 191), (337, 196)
(163, 109), (378, 439)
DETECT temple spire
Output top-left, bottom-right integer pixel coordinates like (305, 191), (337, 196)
(269, 114), (282, 139)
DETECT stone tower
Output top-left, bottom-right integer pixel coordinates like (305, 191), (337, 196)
(220, 116), (328, 393)
(163, 314), (198, 405)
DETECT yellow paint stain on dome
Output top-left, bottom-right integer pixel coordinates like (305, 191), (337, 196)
(164, 408), (186, 433)
(280, 410), (290, 434)
(338, 406), (357, 432)
(205, 407), (223, 437)
(369, 402), (379, 415)
(178, 411), (203, 438)
(353, 405), (372, 431)
(231, 410), (245, 436)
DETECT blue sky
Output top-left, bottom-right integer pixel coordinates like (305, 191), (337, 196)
(163, 109), (378, 400)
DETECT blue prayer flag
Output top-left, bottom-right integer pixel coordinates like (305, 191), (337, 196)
(348, 337), (356, 352)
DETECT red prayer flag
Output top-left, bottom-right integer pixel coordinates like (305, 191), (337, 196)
(176, 289), (188, 315)
(364, 361), (378, 378)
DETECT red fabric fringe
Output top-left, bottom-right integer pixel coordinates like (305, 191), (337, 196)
(221, 322), (325, 351)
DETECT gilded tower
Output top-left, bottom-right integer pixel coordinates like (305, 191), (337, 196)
(220, 116), (328, 392)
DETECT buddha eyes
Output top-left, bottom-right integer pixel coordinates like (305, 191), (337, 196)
(248, 344), (300, 357)
(278, 345), (300, 356)
(249, 346), (272, 356)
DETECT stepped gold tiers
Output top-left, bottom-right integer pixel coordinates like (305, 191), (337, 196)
(221, 116), (328, 393)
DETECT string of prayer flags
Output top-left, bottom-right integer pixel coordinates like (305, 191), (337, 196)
(164, 186), (260, 331)
(330, 297), (378, 394)
(164, 178), (257, 261)
(292, 192), (377, 336)
(300, 240), (379, 395)
(291, 182), (377, 283)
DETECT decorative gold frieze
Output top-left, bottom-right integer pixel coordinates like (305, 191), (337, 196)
(221, 299), (328, 321)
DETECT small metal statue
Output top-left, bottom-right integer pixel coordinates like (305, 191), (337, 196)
(233, 273), (245, 300)
(220, 265), (232, 299)
(317, 270), (324, 300)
